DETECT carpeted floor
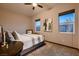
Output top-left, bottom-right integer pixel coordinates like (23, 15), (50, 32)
(26, 42), (79, 56)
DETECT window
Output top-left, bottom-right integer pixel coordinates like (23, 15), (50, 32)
(35, 19), (41, 32)
(59, 9), (75, 32)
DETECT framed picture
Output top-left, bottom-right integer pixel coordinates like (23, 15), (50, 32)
(43, 18), (53, 32)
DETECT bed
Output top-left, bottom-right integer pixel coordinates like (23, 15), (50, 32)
(11, 31), (45, 55)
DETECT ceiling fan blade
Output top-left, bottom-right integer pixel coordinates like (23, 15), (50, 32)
(24, 3), (32, 5)
(32, 7), (35, 10)
(37, 4), (43, 8)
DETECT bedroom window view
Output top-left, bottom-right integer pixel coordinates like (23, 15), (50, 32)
(35, 19), (41, 32)
(59, 9), (75, 32)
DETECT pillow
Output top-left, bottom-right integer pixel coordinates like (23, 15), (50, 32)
(12, 31), (21, 40)
(0, 33), (2, 43)
(26, 29), (33, 34)
(5, 31), (11, 43)
(27, 31), (32, 34)
(12, 31), (18, 40)
(7, 31), (15, 41)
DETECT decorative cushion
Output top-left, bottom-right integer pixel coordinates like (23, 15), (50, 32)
(26, 29), (33, 34)
(0, 33), (2, 43)
(27, 31), (32, 34)
(12, 31), (21, 40)
(5, 31), (11, 43)
(7, 31), (15, 41)
(12, 31), (18, 40)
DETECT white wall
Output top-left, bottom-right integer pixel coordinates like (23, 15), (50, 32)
(0, 9), (33, 34)
(32, 4), (79, 48)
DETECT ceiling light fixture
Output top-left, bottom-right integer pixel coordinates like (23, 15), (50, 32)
(24, 3), (43, 10)
(32, 3), (37, 7)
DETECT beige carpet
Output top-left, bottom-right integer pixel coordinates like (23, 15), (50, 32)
(27, 42), (79, 56)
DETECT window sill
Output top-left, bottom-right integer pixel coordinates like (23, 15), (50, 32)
(35, 31), (40, 33)
(59, 32), (75, 34)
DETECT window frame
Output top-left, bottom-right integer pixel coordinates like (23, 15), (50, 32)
(35, 19), (41, 32)
(58, 9), (75, 34)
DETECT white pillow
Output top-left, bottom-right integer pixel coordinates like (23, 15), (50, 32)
(27, 31), (32, 34)
(7, 31), (15, 41)
(13, 31), (22, 40)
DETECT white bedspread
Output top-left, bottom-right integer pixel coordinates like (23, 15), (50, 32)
(23, 34), (44, 45)
(22, 34), (44, 50)
(14, 32), (44, 50)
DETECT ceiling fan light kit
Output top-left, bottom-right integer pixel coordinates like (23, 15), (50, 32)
(32, 3), (37, 7)
(24, 3), (43, 10)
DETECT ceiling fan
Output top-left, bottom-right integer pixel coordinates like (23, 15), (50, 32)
(24, 3), (43, 10)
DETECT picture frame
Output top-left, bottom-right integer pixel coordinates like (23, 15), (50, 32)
(43, 18), (53, 32)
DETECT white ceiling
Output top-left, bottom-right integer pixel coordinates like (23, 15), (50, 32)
(0, 3), (57, 16)
(0, 3), (78, 16)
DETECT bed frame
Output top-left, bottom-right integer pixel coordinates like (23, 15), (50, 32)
(21, 41), (45, 56)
